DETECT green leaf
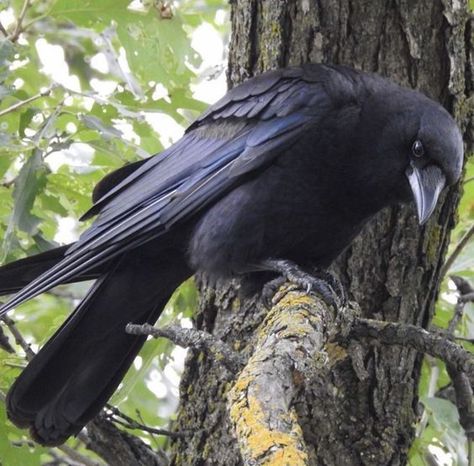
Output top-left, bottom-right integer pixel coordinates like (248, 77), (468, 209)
(0, 39), (14, 69)
(18, 108), (38, 138)
(0, 84), (13, 99)
(0, 153), (15, 178)
(49, 0), (200, 89)
(2, 149), (48, 259)
(81, 114), (122, 140)
(421, 396), (468, 465)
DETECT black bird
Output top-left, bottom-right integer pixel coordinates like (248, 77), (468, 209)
(0, 64), (463, 446)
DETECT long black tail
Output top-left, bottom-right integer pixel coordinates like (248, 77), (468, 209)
(0, 245), (105, 296)
(6, 246), (191, 446)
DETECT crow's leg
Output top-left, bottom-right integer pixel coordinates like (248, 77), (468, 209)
(255, 259), (346, 309)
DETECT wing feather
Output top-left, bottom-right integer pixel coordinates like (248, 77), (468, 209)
(0, 64), (360, 315)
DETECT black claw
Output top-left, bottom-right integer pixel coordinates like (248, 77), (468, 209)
(258, 259), (347, 309)
(311, 268), (348, 307)
(262, 276), (287, 307)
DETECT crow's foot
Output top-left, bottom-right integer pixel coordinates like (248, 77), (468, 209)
(258, 259), (346, 309)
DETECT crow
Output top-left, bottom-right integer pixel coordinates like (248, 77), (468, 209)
(0, 64), (463, 446)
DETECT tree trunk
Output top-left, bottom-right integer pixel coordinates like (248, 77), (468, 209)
(170, 1), (473, 465)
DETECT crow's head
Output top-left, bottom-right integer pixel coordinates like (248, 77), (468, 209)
(357, 85), (463, 224)
(403, 101), (463, 223)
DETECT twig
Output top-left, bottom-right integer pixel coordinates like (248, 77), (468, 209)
(446, 364), (474, 440)
(0, 325), (14, 353)
(448, 302), (465, 335)
(48, 449), (90, 466)
(86, 417), (168, 466)
(133, 408), (162, 450)
(32, 96), (62, 144)
(0, 87), (52, 118)
(441, 223), (474, 277)
(455, 336), (474, 343)
(1, 316), (35, 360)
(59, 84), (145, 121)
(0, 22), (8, 37)
(126, 323), (243, 373)
(9, 0), (31, 42)
(57, 444), (102, 466)
(460, 291), (474, 303)
(356, 301), (474, 440)
(105, 404), (191, 439)
(348, 318), (474, 384)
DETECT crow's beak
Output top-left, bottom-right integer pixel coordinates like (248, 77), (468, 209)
(405, 163), (446, 225)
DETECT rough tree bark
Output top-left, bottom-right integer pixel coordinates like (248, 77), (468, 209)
(168, 1), (473, 465)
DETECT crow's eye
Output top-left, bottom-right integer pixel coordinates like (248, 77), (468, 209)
(412, 140), (424, 158)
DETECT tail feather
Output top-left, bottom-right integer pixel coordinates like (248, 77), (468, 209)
(6, 247), (190, 446)
(0, 245), (105, 297)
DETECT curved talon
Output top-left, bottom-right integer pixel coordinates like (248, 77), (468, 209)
(258, 259), (346, 309)
(262, 276), (287, 307)
(311, 268), (348, 307)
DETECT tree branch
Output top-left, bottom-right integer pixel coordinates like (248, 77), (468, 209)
(0, 87), (53, 118)
(1, 316), (35, 360)
(9, 0), (31, 42)
(0, 21), (8, 37)
(227, 287), (346, 464)
(223, 279), (474, 463)
(57, 444), (101, 466)
(86, 417), (168, 466)
(348, 318), (474, 384)
(105, 405), (191, 439)
(446, 364), (474, 440)
(126, 323), (243, 373)
(441, 223), (474, 277)
(0, 325), (14, 354)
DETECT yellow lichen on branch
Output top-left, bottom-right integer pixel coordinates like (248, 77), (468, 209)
(230, 392), (308, 465)
(228, 287), (336, 465)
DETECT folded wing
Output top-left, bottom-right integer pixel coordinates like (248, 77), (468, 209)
(0, 65), (346, 315)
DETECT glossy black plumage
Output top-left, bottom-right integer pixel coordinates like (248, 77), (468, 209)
(0, 64), (463, 445)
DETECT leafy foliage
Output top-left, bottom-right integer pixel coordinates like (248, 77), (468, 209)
(0, 0), (227, 463)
